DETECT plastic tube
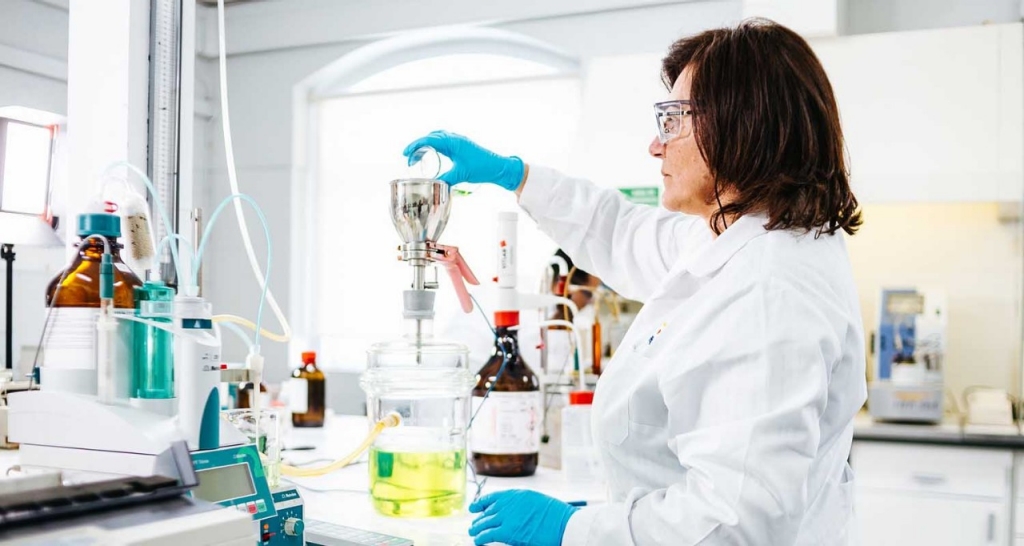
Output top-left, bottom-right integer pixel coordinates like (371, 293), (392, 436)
(216, 0), (292, 347)
(279, 412), (402, 478)
(213, 315), (289, 344)
(213, 321), (254, 351)
(512, 320), (586, 390)
(193, 193), (274, 352)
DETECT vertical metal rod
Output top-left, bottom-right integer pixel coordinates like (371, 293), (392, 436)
(2, 244), (14, 370)
(148, 0), (182, 283)
(191, 208), (202, 295)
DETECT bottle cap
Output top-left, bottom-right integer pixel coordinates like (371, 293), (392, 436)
(301, 351), (317, 364)
(494, 311), (520, 328)
(77, 213), (121, 238)
(569, 391), (594, 405)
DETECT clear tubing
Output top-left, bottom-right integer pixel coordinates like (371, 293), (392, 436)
(278, 412), (402, 478)
(193, 193), (273, 352)
(215, 0), (292, 346)
(213, 321), (254, 351)
(155, 234), (194, 271)
(212, 315), (284, 343)
(512, 320), (586, 391)
(99, 162), (184, 285)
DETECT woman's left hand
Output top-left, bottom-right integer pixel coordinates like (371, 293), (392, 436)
(468, 489), (578, 546)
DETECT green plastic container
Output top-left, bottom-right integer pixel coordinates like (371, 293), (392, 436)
(133, 280), (175, 399)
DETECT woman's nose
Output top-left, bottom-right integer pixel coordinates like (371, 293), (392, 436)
(649, 136), (665, 158)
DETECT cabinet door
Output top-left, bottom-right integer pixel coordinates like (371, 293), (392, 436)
(812, 24), (1019, 203)
(857, 490), (1005, 545)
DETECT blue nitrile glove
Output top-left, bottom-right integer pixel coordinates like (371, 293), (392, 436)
(468, 489), (578, 546)
(403, 130), (525, 191)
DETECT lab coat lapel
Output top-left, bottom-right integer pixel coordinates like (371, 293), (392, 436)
(675, 213), (770, 278)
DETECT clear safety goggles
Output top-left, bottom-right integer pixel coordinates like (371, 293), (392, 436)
(654, 100), (694, 144)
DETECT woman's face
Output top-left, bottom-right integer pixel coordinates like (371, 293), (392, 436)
(649, 67), (717, 217)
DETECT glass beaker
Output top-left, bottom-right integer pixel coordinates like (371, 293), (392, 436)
(361, 332), (474, 518)
(223, 408), (282, 488)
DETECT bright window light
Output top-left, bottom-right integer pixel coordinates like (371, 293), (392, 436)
(316, 54), (581, 367)
(1, 121), (52, 215)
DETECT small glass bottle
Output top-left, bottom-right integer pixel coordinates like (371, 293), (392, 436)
(43, 213), (144, 395)
(237, 380), (268, 410)
(470, 311), (542, 477)
(291, 351), (326, 427)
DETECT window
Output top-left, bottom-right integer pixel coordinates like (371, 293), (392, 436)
(312, 53), (581, 369)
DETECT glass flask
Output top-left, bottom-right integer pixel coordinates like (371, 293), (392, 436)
(361, 316), (475, 518)
(223, 408), (282, 488)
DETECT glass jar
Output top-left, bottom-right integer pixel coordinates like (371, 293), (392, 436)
(361, 319), (474, 518)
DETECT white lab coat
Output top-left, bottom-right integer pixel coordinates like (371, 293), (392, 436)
(518, 167), (867, 545)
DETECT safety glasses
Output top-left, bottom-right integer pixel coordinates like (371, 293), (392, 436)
(654, 100), (694, 144)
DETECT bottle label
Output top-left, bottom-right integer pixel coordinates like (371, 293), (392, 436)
(42, 308), (134, 370)
(470, 392), (542, 455)
(287, 378), (309, 414)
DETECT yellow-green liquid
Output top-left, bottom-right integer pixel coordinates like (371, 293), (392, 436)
(369, 447), (466, 518)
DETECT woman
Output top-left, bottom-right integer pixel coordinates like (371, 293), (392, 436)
(405, 19), (866, 546)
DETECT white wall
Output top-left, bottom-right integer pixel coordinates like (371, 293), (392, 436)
(195, 0), (1024, 384)
(0, 0), (68, 373)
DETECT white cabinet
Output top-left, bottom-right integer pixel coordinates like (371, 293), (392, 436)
(852, 442), (1013, 545)
(857, 490), (1004, 545)
(812, 24), (1024, 203)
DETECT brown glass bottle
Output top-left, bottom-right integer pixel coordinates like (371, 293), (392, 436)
(470, 312), (541, 477)
(291, 351), (326, 427)
(237, 381), (268, 409)
(46, 220), (143, 309)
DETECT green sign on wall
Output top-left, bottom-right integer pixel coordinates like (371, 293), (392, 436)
(619, 186), (660, 206)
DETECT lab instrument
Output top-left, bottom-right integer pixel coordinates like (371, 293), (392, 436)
(305, 519), (413, 546)
(0, 440), (255, 543)
(190, 442), (306, 545)
(133, 280), (175, 405)
(868, 288), (947, 423)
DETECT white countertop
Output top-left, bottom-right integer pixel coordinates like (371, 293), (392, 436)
(0, 413), (607, 546)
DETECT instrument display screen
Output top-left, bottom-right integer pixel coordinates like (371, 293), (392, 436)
(192, 462), (256, 504)
(886, 293), (924, 315)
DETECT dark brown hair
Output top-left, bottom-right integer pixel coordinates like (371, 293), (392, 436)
(662, 18), (861, 236)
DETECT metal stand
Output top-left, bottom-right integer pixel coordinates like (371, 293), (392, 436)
(2, 243), (14, 370)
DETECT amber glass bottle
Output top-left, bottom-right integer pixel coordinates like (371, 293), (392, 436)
(237, 380), (268, 409)
(470, 311), (541, 477)
(291, 351), (326, 427)
(46, 214), (143, 309)
(43, 214), (144, 394)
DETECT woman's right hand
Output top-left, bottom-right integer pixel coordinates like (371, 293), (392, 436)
(403, 130), (526, 191)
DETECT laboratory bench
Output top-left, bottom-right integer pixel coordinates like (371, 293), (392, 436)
(0, 414), (605, 546)
(851, 412), (1024, 545)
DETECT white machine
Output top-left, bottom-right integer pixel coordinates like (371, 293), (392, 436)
(868, 288), (947, 423)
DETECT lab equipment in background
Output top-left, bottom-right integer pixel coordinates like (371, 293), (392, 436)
(964, 387), (1016, 429)
(561, 391), (601, 483)
(190, 442), (305, 545)
(0, 440), (255, 544)
(868, 288), (947, 423)
(471, 311), (542, 477)
(42, 213), (143, 397)
(223, 408), (283, 489)
(290, 350), (326, 428)
(362, 322), (474, 517)
(132, 280), (175, 410)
